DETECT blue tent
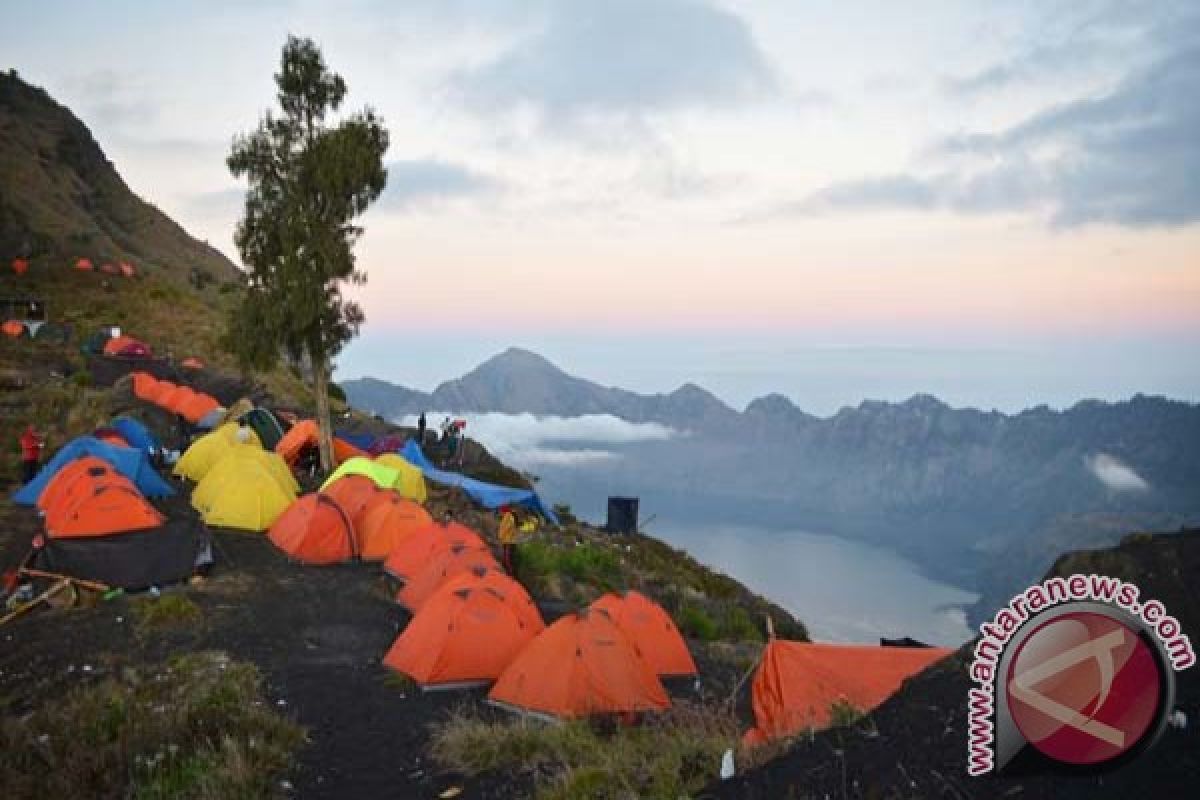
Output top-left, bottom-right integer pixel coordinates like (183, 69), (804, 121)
(112, 417), (160, 454)
(14, 436), (175, 505)
(400, 441), (558, 523)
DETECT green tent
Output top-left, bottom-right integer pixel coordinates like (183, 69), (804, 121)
(239, 408), (286, 451)
(319, 457), (401, 492)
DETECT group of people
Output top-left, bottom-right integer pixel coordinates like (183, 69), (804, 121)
(414, 411), (466, 468)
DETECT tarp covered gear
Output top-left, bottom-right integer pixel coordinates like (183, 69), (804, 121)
(112, 417), (159, 454)
(394, 544), (500, 612)
(192, 449), (298, 531)
(488, 608), (671, 720)
(35, 519), (207, 590)
(373, 453), (428, 504)
(400, 442), (558, 523)
(2, 320), (25, 337)
(103, 335), (153, 358)
(275, 419), (366, 465)
(46, 483), (165, 538)
(239, 408), (286, 451)
(590, 591), (697, 677)
(14, 436), (174, 505)
(174, 423), (261, 483)
(268, 493), (357, 564)
(354, 493), (433, 561)
(384, 584), (544, 690)
(383, 522), (488, 583)
(743, 640), (952, 744)
(320, 475), (384, 526)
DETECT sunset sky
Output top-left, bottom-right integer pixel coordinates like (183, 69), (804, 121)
(4, 1), (1198, 413)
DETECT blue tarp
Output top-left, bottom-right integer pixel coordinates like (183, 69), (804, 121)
(400, 441), (559, 524)
(335, 431), (376, 451)
(112, 417), (160, 454)
(14, 436), (175, 505)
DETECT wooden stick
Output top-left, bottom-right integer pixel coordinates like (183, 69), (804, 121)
(0, 579), (70, 626)
(18, 567), (110, 593)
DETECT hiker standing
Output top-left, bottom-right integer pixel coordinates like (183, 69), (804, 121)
(18, 424), (44, 484)
(416, 411), (427, 446)
(498, 506), (518, 576)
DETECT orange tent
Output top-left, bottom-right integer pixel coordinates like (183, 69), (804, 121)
(394, 543), (500, 612)
(320, 475), (383, 524)
(118, 261), (136, 278)
(488, 608), (671, 720)
(103, 335), (152, 357)
(354, 492), (433, 560)
(744, 640), (952, 744)
(429, 566), (544, 633)
(590, 591), (697, 677)
(384, 585), (544, 690)
(75, 257), (94, 271)
(383, 521), (488, 582)
(181, 357), (205, 369)
(177, 392), (221, 424)
(46, 484), (164, 539)
(37, 457), (122, 512)
(276, 419), (366, 465)
(44, 468), (137, 522)
(268, 494), (357, 565)
(2, 320), (25, 338)
(12, 258), (29, 275)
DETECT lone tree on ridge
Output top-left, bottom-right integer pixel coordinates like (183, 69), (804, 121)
(225, 35), (388, 472)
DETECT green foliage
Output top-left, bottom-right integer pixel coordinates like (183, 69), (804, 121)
(70, 370), (91, 388)
(223, 35), (389, 372)
(677, 604), (719, 641)
(131, 594), (201, 632)
(0, 651), (303, 798)
(517, 540), (622, 594)
(327, 382), (347, 404)
(430, 703), (738, 800)
(828, 698), (864, 728)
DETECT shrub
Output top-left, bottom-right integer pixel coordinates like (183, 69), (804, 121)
(677, 604), (719, 641)
(132, 594), (201, 632)
(717, 605), (763, 642)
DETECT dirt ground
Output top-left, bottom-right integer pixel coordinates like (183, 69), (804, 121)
(0, 491), (532, 799)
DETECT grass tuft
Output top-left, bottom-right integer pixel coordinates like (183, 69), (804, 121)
(0, 651), (304, 799)
(430, 702), (739, 800)
(132, 594), (202, 632)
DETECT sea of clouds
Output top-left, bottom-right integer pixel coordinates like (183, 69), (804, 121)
(396, 411), (676, 469)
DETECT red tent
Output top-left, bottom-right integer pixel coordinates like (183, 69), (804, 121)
(75, 257), (94, 271)
(11, 258), (29, 275)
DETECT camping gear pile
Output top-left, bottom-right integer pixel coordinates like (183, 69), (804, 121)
(130, 371), (222, 425)
(12, 436), (206, 590)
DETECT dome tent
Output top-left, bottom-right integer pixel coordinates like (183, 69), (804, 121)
(14, 436), (174, 505)
(268, 493), (357, 565)
(382, 521), (488, 583)
(373, 453), (427, 504)
(191, 450), (297, 532)
(383, 585), (544, 690)
(174, 423), (261, 483)
(488, 608), (671, 720)
(354, 492), (433, 561)
(590, 591), (697, 678)
(394, 544), (500, 612)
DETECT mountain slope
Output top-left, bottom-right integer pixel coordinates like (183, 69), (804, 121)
(345, 346), (740, 430)
(0, 70), (236, 285)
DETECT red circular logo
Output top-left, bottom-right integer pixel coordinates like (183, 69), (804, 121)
(1005, 611), (1163, 766)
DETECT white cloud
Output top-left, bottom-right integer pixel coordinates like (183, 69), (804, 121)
(1085, 453), (1150, 492)
(397, 411), (675, 469)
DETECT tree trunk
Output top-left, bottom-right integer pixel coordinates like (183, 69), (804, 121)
(311, 346), (335, 475)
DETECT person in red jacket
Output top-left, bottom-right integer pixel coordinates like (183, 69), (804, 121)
(19, 425), (44, 485)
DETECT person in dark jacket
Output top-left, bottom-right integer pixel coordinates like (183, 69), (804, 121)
(417, 411), (427, 446)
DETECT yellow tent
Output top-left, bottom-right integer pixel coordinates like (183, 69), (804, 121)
(173, 423), (261, 482)
(191, 452), (298, 532)
(374, 454), (428, 504)
(192, 446), (298, 512)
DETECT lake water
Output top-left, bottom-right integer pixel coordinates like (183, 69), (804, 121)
(651, 520), (977, 646)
